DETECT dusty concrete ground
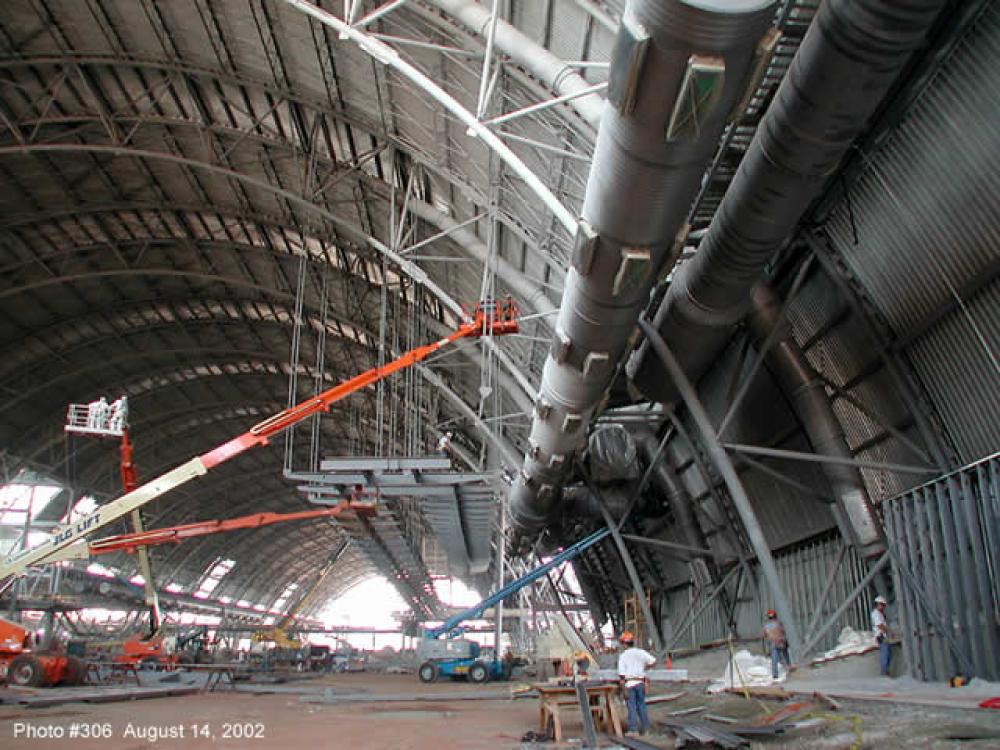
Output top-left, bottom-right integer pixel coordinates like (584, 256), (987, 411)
(0, 671), (997, 749)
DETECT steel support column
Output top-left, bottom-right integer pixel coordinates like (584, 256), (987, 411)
(579, 464), (664, 655)
(637, 316), (801, 656)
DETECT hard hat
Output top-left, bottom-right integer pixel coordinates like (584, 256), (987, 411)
(767, 609), (777, 618)
(573, 650), (590, 662)
(874, 595), (887, 605)
(620, 630), (634, 642)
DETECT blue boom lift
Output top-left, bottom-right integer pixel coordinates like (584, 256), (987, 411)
(416, 527), (610, 683)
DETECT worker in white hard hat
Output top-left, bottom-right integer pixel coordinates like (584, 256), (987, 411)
(437, 431), (453, 456)
(871, 595), (892, 676)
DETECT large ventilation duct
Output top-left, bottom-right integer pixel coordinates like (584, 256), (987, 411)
(630, 426), (711, 560)
(628, 0), (948, 403)
(748, 283), (884, 556)
(508, 0), (777, 546)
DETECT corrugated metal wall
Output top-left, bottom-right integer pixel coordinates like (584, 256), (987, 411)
(662, 535), (871, 656)
(883, 452), (1000, 682)
(826, 4), (1000, 464)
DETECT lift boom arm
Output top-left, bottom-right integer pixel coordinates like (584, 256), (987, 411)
(39, 501), (365, 563)
(0, 301), (517, 586)
(424, 527), (610, 640)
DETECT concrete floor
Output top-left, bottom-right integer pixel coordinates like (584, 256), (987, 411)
(1, 671), (998, 749)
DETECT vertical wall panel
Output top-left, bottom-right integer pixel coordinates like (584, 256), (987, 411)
(883, 453), (1000, 681)
(663, 535), (870, 655)
(825, 7), (1000, 464)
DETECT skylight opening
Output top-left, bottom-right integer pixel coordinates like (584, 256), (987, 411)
(271, 581), (299, 613)
(0, 482), (61, 525)
(194, 558), (235, 598)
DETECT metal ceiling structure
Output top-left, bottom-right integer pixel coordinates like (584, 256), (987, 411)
(0, 0), (996, 651)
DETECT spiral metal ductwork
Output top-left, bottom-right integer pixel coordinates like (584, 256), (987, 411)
(628, 0), (948, 401)
(748, 283), (885, 555)
(508, 0), (777, 546)
(631, 426), (711, 558)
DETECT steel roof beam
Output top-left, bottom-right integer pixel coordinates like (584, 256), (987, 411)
(0, 141), (537, 404)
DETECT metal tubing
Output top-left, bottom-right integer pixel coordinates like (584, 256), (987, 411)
(629, 0), (949, 401)
(620, 534), (712, 558)
(631, 425), (711, 557)
(481, 83), (608, 127)
(508, 0), (777, 543)
(473, 0), (499, 118)
(722, 443), (935, 476)
(716, 260), (814, 439)
(801, 552), (889, 658)
(427, 0), (604, 127)
(583, 470), (664, 655)
(746, 282), (884, 553)
(279, 0), (577, 232)
(637, 316), (801, 656)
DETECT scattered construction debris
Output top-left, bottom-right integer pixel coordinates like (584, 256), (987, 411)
(660, 716), (751, 748)
(618, 735), (670, 750)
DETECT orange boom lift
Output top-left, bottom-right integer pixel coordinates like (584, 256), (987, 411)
(0, 299), (518, 588)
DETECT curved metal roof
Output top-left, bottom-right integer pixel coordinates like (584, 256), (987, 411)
(0, 0), (608, 618)
(1, 0), (996, 631)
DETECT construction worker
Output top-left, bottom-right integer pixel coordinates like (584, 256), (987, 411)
(437, 431), (453, 457)
(761, 609), (791, 679)
(617, 631), (656, 736)
(109, 395), (128, 433)
(571, 649), (591, 683)
(872, 595), (892, 676)
(87, 396), (108, 430)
